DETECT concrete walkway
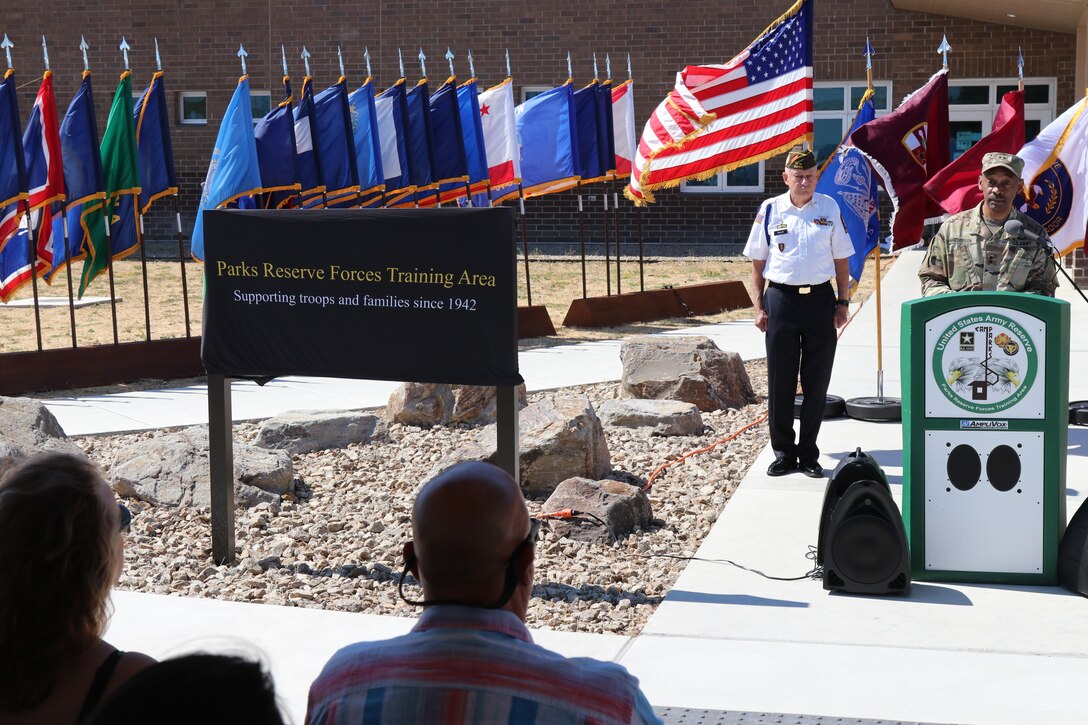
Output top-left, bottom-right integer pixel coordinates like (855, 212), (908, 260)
(48, 249), (1087, 724)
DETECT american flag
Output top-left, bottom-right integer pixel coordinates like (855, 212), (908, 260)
(627, 0), (813, 204)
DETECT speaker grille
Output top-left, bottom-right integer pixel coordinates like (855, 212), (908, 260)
(829, 512), (902, 585)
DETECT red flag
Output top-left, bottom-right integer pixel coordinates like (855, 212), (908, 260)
(925, 90), (1024, 215)
(627, 0), (813, 204)
(850, 70), (949, 250)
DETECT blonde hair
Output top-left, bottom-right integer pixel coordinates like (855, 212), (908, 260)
(0, 453), (118, 711)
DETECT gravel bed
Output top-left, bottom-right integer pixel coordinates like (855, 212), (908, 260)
(76, 361), (769, 637)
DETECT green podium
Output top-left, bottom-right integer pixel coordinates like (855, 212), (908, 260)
(902, 292), (1069, 584)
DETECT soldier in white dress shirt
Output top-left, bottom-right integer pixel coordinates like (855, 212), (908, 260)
(743, 147), (854, 478)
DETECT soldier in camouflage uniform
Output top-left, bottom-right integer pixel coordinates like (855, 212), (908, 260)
(919, 152), (1058, 297)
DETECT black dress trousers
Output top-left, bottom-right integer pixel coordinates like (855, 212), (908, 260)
(764, 282), (837, 464)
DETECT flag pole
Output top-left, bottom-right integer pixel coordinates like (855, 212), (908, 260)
(125, 38), (153, 342)
(150, 39), (192, 335)
(594, 54), (615, 295)
(338, 46), (363, 208)
(864, 36), (887, 399)
(606, 55), (622, 296)
(629, 54), (645, 292)
(566, 53), (588, 299)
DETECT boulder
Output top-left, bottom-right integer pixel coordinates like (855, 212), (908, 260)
(255, 410), (386, 454)
(542, 477), (653, 544)
(597, 399), (704, 436)
(0, 396), (85, 479)
(386, 382), (455, 427)
(388, 382), (528, 427)
(451, 384), (528, 426)
(620, 336), (755, 411)
(110, 426), (293, 508)
(448, 396), (610, 498)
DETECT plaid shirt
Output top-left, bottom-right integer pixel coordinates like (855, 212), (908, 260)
(306, 605), (661, 725)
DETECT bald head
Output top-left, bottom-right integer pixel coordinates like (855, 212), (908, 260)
(409, 462), (532, 612)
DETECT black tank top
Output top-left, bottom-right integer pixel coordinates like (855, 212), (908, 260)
(76, 648), (123, 722)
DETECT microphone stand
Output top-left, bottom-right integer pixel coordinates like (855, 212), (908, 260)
(1004, 219), (1088, 305)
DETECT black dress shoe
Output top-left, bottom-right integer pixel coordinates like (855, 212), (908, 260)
(767, 457), (796, 476)
(798, 461), (824, 478)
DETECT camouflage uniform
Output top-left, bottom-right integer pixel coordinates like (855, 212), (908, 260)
(918, 205), (1058, 297)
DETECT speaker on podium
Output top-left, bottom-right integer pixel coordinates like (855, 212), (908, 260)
(1059, 498), (1088, 596)
(822, 480), (911, 595)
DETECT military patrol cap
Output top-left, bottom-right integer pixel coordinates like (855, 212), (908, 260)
(981, 152), (1024, 178)
(784, 146), (816, 170)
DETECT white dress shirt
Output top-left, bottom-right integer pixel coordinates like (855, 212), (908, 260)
(743, 191), (853, 285)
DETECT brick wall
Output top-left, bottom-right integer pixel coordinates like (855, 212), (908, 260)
(4, 0), (1083, 273)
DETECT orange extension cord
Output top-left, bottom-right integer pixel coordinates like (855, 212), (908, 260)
(640, 301), (866, 494)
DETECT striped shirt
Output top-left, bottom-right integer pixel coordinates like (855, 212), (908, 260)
(305, 605), (662, 725)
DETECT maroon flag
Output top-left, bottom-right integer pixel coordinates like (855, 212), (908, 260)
(925, 90), (1024, 215)
(850, 70), (949, 249)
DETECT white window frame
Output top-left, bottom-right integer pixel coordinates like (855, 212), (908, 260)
(520, 85), (553, 103)
(947, 77), (1056, 149)
(811, 80), (893, 165)
(178, 91), (208, 125)
(250, 90), (272, 123)
(680, 163), (766, 194)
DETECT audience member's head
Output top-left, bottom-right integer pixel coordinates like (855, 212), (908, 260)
(400, 461), (536, 619)
(0, 452), (126, 712)
(86, 653), (285, 725)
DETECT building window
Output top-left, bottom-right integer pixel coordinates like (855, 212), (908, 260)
(250, 91), (271, 122)
(520, 85), (553, 103)
(812, 81), (892, 166)
(179, 91), (207, 125)
(948, 78), (1055, 160)
(680, 162), (764, 194)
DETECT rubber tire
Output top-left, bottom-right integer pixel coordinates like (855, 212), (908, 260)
(846, 396), (902, 422)
(794, 394), (847, 419)
(1071, 401), (1088, 426)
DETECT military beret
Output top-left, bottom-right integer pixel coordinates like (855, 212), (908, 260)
(784, 146), (816, 170)
(981, 152), (1024, 178)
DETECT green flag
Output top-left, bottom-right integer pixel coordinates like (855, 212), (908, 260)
(80, 72), (141, 296)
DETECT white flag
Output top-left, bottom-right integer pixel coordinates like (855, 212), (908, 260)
(1017, 95), (1088, 255)
(478, 78), (521, 201)
(611, 80), (636, 178)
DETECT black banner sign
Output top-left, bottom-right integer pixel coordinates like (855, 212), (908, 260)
(201, 208), (522, 386)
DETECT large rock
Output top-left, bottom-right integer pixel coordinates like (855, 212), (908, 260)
(255, 410), (386, 454)
(110, 426), (293, 508)
(542, 477), (653, 544)
(447, 396), (610, 498)
(388, 382), (527, 427)
(451, 384), (528, 426)
(597, 399), (704, 436)
(386, 382), (455, 427)
(0, 396), (85, 479)
(620, 336), (755, 411)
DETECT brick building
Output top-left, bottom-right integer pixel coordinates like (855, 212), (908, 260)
(3, 0), (1086, 276)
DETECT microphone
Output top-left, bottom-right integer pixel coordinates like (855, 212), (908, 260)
(1003, 219), (1052, 250)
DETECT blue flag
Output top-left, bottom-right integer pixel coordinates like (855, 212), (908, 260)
(572, 81), (604, 183)
(596, 79), (616, 176)
(515, 82), (581, 198)
(0, 229), (46, 303)
(50, 71), (105, 282)
(403, 79), (437, 206)
(429, 77), (470, 204)
(816, 95), (879, 287)
(457, 78), (490, 205)
(0, 68), (28, 253)
(252, 77), (300, 209)
(133, 70), (178, 214)
(348, 78), (385, 207)
(294, 76), (325, 208)
(314, 77), (360, 208)
(374, 79), (413, 206)
(191, 76), (263, 261)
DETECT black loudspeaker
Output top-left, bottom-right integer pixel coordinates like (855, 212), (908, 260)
(823, 480), (911, 596)
(817, 448), (889, 565)
(1058, 498), (1088, 596)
